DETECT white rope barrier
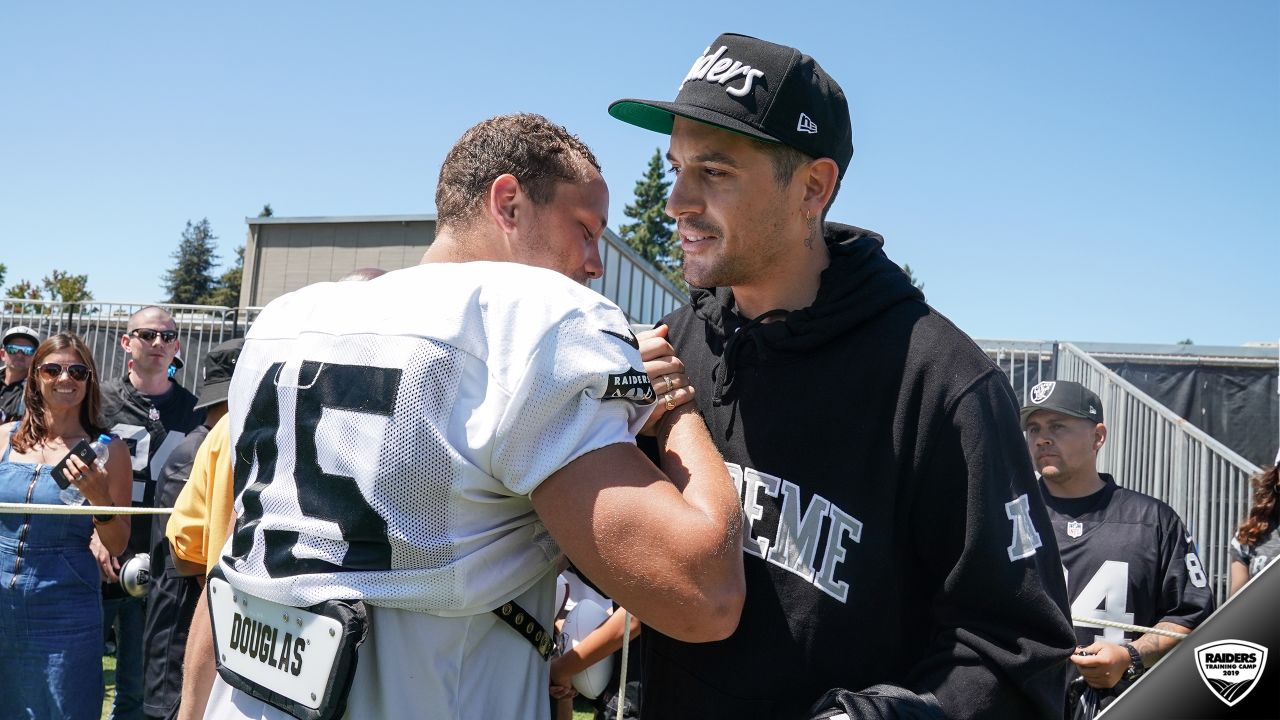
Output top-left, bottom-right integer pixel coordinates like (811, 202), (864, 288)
(0, 502), (173, 516)
(616, 609), (632, 720)
(1071, 615), (1189, 639)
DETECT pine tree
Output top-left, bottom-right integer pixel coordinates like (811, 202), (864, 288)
(618, 149), (683, 288)
(163, 218), (220, 304)
(902, 263), (925, 293)
(204, 246), (244, 308)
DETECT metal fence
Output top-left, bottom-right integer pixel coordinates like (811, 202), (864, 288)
(589, 230), (688, 325)
(979, 338), (1263, 602)
(1, 298), (256, 394)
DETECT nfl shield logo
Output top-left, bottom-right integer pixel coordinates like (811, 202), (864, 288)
(1195, 640), (1268, 707)
(1066, 521), (1083, 538)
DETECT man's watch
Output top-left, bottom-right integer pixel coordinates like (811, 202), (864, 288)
(1121, 642), (1145, 681)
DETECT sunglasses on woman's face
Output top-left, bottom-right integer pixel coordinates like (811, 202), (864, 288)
(37, 363), (91, 382)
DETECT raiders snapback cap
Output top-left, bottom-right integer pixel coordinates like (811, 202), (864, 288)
(609, 33), (854, 178)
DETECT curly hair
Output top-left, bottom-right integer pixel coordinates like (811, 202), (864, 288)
(434, 113), (601, 229)
(1236, 465), (1279, 547)
(11, 333), (107, 453)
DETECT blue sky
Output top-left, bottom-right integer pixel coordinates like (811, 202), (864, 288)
(1, 2), (1276, 346)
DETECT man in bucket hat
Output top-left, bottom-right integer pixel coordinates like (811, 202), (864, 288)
(143, 338), (244, 720)
(610, 33), (1075, 719)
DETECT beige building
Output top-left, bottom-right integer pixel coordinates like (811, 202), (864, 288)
(243, 214), (686, 324)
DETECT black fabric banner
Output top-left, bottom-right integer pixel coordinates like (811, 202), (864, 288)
(1106, 362), (1279, 468)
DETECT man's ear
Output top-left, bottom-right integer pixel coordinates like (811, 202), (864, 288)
(120, 333), (131, 352)
(487, 174), (522, 235)
(799, 157), (839, 218)
(1094, 422), (1107, 451)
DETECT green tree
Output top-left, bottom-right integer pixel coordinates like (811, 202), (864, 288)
(204, 245), (244, 307)
(1178, 338), (1194, 345)
(4, 279), (44, 314)
(163, 218), (220, 304)
(0, 263), (6, 288)
(42, 270), (93, 305)
(618, 149), (682, 288)
(259, 203), (273, 218)
(902, 263), (924, 293)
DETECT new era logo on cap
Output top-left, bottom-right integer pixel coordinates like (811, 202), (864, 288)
(797, 113), (818, 134)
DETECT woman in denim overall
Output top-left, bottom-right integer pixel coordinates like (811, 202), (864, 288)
(0, 333), (131, 719)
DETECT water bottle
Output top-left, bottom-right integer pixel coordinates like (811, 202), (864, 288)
(59, 434), (112, 506)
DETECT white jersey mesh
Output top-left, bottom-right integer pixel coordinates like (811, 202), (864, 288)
(218, 262), (654, 615)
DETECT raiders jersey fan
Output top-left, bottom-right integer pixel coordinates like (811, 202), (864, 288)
(1045, 474), (1216, 647)
(217, 261), (655, 616)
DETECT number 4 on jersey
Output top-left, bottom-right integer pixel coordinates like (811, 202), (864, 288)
(1069, 560), (1134, 644)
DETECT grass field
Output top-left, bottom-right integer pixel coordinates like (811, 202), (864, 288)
(101, 655), (596, 719)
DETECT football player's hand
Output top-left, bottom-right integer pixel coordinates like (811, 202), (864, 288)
(1071, 642), (1129, 689)
(638, 325), (695, 436)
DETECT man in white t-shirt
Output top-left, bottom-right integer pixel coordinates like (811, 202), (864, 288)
(202, 114), (744, 720)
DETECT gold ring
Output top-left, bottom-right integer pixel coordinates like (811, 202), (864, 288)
(664, 393), (674, 411)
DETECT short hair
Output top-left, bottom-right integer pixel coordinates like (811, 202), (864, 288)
(12, 333), (107, 453)
(435, 114), (601, 229)
(755, 140), (842, 220)
(127, 305), (176, 332)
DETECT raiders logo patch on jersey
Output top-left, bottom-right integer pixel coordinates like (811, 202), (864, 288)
(603, 368), (655, 405)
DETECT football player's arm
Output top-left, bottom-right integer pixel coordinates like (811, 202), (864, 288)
(532, 405), (745, 643)
(904, 373), (1077, 719)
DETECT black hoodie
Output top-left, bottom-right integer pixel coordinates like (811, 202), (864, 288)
(641, 224), (1076, 719)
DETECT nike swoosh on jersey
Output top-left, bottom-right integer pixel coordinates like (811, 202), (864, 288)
(600, 328), (640, 350)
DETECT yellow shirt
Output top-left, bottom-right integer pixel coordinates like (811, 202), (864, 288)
(166, 414), (234, 575)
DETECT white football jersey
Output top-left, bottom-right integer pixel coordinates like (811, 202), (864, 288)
(218, 261), (655, 616)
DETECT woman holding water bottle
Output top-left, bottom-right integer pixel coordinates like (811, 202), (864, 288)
(0, 331), (131, 720)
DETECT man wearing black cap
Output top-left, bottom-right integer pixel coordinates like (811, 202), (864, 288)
(0, 325), (40, 423)
(140, 339), (244, 720)
(1022, 380), (1214, 711)
(610, 33), (1076, 719)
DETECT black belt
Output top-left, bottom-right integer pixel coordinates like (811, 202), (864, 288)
(492, 599), (556, 660)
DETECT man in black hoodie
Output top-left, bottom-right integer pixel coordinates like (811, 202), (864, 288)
(609, 34), (1076, 719)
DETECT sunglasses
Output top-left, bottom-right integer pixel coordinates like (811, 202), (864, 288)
(130, 328), (180, 343)
(38, 363), (91, 382)
(4, 344), (36, 357)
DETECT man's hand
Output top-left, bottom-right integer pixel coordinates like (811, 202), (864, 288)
(1071, 643), (1131, 689)
(548, 656), (578, 701)
(638, 324), (695, 436)
(89, 530), (121, 583)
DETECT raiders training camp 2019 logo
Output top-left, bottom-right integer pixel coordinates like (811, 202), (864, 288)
(603, 368), (655, 405)
(1195, 639), (1268, 707)
(1029, 381), (1056, 405)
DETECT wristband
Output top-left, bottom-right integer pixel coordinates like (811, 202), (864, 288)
(1122, 643), (1145, 680)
